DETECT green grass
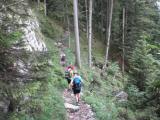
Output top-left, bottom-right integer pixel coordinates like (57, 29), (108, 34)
(62, 21), (126, 120)
(21, 3), (160, 120)
(7, 48), (67, 120)
(35, 10), (63, 40)
(0, 31), (22, 48)
(35, 11), (68, 120)
(84, 95), (119, 120)
(79, 32), (105, 64)
(6, 7), (68, 120)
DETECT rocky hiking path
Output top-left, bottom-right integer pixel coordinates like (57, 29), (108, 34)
(56, 38), (95, 120)
(63, 89), (95, 120)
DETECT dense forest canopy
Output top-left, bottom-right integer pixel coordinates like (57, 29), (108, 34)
(0, 0), (160, 120)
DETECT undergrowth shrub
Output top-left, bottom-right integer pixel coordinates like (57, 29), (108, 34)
(0, 31), (22, 48)
(35, 11), (63, 40)
(84, 94), (118, 120)
(79, 62), (126, 120)
(127, 85), (146, 110)
(2, 10), (67, 120)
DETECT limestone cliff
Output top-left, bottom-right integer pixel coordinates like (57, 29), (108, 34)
(0, 0), (47, 51)
(0, 0), (49, 116)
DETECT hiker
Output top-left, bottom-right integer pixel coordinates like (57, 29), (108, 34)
(71, 71), (82, 105)
(65, 66), (74, 90)
(67, 65), (74, 70)
(60, 53), (66, 66)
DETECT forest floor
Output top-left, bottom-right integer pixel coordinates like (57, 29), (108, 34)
(63, 89), (95, 120)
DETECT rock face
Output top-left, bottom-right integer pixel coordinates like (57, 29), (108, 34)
(0, 0), (47, 51)
(0, 0), (47, 115)
(0, 100), (10, 113)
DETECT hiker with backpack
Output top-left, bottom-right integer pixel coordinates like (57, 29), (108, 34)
(71, 71), (82, 105)
(60, 53), (66, 66)
(65, 66), (74, 90)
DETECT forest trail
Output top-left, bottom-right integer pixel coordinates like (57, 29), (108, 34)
(63, 89), (95, 120)
(57, 38), (95, 120)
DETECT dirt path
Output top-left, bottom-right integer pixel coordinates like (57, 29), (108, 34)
(63, 89), (95, 120)
(56, 39), (95, 120)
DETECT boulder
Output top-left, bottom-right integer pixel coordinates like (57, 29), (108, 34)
(64, 103), (79, 112)
(115, 91), (128, 102)
(48, 60), (54, 66)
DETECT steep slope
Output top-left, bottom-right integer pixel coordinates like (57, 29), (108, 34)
(0, 0), (46, 113)
(0, 1), (66, 120)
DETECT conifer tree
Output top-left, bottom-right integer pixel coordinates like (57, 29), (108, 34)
(73, 0), (81, 68)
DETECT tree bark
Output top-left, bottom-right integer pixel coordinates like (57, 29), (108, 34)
(44, 0), (47, 16)
(73, 0), (81, 68)
(100, 0), (104, 41)
(66, 0), (71, 48)
(122, 7), (125, 74)
(37, 0), (40, 9)
(105, 0), (110, 43)
(85, 0), (89, 39)
(104, 0), (113, 68)
(88, 0), (93, 68)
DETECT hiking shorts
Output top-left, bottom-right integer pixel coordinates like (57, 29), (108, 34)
(72, 88), (81, 94)
(66, 77), (71, 84)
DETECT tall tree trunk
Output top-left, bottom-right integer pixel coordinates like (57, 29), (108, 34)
(100, 0), (104, 41)
(88, 0), (93, 68)
(37, 0), (40, 9)
(73, 0), (81, 68)
(44, 0), (47, 16)
(66, 0), (71, 48)
(104, 0), (113, 68)
(85, 0), (89, 39)
(105, 0), (110, 43)
(63, 0), (66, 25)
(122, 7), (125, 74)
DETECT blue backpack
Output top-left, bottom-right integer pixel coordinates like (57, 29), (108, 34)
(73, 77), (81, 90)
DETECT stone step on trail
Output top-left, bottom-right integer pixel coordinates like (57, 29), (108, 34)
(64, 103), (79, 113)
